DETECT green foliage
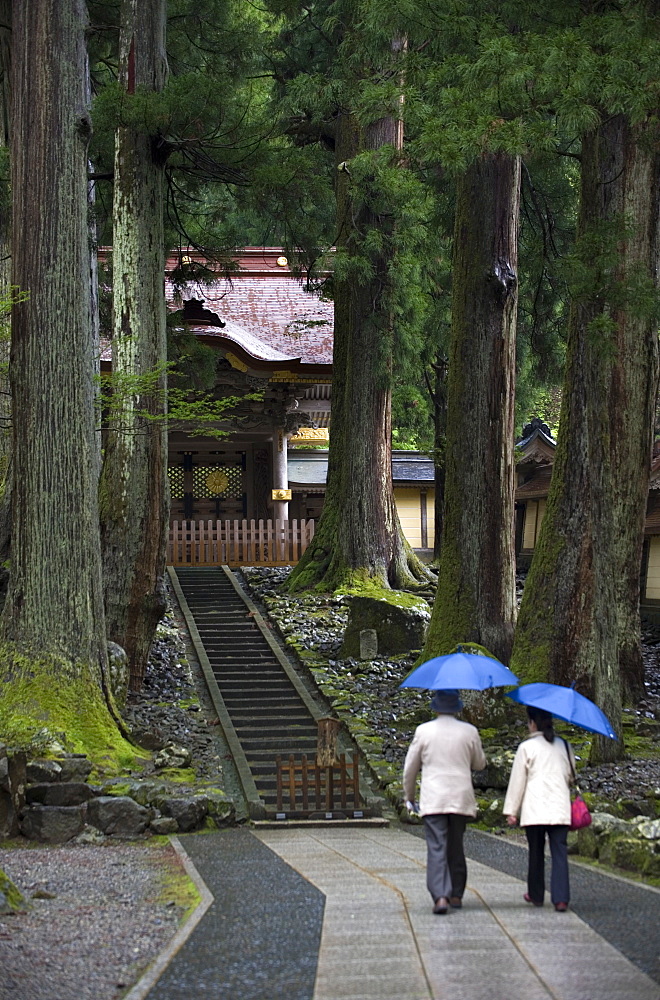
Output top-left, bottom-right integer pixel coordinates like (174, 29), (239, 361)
(97, 338), (263, 439)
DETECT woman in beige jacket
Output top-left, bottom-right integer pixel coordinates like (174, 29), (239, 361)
(503, 707), (575, 911)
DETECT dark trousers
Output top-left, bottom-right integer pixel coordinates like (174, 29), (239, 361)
(525, 825), (570, 905)
(447, 814), (468, 898)
(423, 814), (468, 901)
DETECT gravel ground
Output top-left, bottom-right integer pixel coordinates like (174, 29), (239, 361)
(0, 843), (183, 1000)
(0, 600), (223, 1000)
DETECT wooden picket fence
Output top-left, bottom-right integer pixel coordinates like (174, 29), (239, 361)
(168, 518), (315, 567)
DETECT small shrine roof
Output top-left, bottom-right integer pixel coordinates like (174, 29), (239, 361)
(516, 418), (556, 468)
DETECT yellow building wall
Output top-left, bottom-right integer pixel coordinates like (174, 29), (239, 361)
(646, 536), (660, 599)
(522, 499), (547, 550)
(394, 489), (435, 549)
(427, 489), (435, 549)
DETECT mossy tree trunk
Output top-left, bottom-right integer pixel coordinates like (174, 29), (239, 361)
(287, 107), (432, 594)
(0, 0), (125, 747)
(511, 116), (660, 762)
(99, 0), (169, 691)
(0, 1), (11, 604)
(422, 153), (520, 664)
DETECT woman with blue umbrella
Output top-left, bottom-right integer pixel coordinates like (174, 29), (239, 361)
(503, 707), (575, 911)
(502, 685), (615, 912)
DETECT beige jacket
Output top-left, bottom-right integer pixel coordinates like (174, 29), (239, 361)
(403, 715), (487, 817)
(503, 732), (574, 827)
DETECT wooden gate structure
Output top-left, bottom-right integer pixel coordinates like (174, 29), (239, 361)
(168, 517), (315, 567)
(275, 753), (369, 820)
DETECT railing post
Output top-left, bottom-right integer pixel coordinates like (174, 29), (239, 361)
(316, 717), (340, 766)
(276, 755), (283, 812)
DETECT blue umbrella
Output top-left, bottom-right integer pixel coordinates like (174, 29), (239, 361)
(506, 682), (617, 739)
(400, 650), (519, 691)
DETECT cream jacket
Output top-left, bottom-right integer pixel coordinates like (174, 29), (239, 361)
(403, 715), (487, 817)
(503, 731), (574, 827)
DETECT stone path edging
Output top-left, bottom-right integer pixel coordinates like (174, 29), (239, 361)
(123, 835), (214, 1000)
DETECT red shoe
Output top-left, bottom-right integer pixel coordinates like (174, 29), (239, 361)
(524, 893), (543, 907)
(554, 902), (568, 912)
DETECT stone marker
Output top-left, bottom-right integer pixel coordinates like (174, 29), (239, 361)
(359, 628), (378, 660)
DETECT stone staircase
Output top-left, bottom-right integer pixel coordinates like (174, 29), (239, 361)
(171, 567), (324, 814)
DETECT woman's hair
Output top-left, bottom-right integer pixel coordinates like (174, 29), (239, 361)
(527, 707), (555, 742)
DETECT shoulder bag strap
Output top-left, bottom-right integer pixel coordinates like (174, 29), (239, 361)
(562, 737), (578, 787)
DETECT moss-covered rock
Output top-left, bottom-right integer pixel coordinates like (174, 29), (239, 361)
(598, 835), (651, 874)
(472, 751), (515, 790)
(476, 796), (505, 828)
(0, 867), (25, 914)
(576, 826), (600, 858)
(340, 594), (430, 658)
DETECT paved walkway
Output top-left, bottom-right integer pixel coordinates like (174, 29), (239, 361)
(145, 825), (660, 1000)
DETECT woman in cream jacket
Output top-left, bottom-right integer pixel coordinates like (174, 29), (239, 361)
(503, 706), (574, 911)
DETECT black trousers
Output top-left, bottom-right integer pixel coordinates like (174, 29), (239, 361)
(525, 824), (570, 905)
(447, 814), (468, 898)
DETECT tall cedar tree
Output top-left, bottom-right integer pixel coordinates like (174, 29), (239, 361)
(512, 113), (660, 761)
(286, 15), (432, 593)
(0, 0), (129, 754)
(0, 0), (10, 600)
(99, 0), (169, 691)
(422, 153), (520, 663)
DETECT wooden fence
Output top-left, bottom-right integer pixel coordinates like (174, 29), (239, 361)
(168, 518), (315, 567)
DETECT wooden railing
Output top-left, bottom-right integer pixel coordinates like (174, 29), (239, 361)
(168, 518), (315, 567)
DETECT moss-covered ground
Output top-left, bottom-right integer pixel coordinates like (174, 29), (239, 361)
(0, 644), (148, 774)
(154, 849), (202, 921)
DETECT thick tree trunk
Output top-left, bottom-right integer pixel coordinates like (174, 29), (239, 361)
(422, 153), (520, 663)
(511, 116), (659, 762)
(288, 109), (432, 593)
(100, 0), (169, 690)
(0, 1), (128, 756)
(0, 1), (11, 605)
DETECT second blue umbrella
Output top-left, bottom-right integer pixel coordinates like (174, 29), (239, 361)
(506, 682), (617, 739)
(400, 650), (519, 691)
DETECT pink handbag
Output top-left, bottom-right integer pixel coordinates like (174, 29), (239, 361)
(570, 794), (592, 830)
(564, 740), (592, 830)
